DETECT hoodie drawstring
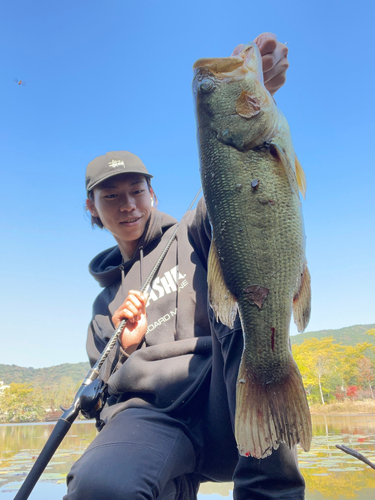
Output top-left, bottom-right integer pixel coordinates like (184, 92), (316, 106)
(174, 236), (179, 339)
(119, 264), (125, 283)
(139, 246), (144, 289)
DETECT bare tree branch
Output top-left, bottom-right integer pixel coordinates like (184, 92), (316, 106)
(336, 444), (375, 471)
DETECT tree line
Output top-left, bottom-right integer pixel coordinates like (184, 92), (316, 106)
(0, 376), (80, 423)
(1, 329), (374, 422)
(292, 328), (375, 404)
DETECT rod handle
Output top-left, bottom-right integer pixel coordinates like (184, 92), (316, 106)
(14, 418), (72, 500)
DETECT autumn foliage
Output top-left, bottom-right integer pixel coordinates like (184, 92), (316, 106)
(292, 329), (375, 404)
(1, 331), (374, 421)
(0, 378), (80, 423)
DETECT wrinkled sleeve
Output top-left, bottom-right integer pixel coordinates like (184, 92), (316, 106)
(187, 197), (212, 268)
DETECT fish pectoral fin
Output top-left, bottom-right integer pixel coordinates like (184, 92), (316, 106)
(295, 155), (307, 200)
(207, 240), (238, 328)
(293, 262), (311, 332)
(269, 143), (298, 196)
(235, 358), (312, 459)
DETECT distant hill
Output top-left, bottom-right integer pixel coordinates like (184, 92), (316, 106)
(291, 323), (375, 347)
(1, 324), (374, 386)
(0, 362), (90, 386)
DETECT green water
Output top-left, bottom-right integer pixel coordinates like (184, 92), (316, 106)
(1, 414), (375, 499)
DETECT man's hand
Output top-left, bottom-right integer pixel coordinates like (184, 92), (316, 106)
(232, 33), (289, 96)
(112, 290), (148, 355)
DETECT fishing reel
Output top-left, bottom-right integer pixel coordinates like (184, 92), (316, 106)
(79, 379), (108, 420)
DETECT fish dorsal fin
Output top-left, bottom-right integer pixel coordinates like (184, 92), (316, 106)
(269, 143), (298, 196)
(207, 239), (238, 328)
(295, 155), (307, 200)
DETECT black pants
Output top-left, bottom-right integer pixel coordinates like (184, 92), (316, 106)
(64, 408), (198, 500)
(200, 309), (306, 499)
(66, 312), (305, 499)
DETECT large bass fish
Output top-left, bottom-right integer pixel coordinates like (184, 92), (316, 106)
(193, 42), (312, 459)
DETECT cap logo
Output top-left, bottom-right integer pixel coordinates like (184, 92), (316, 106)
(108, 160), (125, 168)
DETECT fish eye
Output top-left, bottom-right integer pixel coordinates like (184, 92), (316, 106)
(198, 78), (215, 93)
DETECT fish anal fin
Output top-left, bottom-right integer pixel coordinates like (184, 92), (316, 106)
(293, 263), (311, 332)
(269, 143), (298, 196)
(236, 91), (261, 119)
(207, 240), (238, 328)
(295, 155), (307, 200)
(235, 358), (312, 459)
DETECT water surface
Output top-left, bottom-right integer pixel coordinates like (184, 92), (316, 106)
(1, 415), (375, 499)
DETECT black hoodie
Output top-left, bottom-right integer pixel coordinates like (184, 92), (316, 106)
(87, 198), (213, 429)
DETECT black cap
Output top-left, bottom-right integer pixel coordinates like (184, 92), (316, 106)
(85, 151), (153, 195)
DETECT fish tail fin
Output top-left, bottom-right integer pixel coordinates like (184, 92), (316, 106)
(235, 358), (312, 459)
(207, 240), (238, 328)
(293, 262), (311, 332)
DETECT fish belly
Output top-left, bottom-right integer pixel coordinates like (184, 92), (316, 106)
(200, 137), (311, 458)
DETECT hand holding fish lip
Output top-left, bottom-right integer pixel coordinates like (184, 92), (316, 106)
(232, 33), (289, 95)
(193, 41), (311, 459)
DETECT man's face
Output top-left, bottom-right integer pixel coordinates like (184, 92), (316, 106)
(88, 173), (153, 257)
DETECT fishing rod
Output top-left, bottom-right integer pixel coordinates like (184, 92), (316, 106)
(13, 188), (202, 500)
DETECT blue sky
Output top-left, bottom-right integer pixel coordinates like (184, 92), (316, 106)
(1, 0), (374, 368)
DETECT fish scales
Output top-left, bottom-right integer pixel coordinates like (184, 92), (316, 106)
(202, 144), (299, 374)
(193, 42), (312, 459)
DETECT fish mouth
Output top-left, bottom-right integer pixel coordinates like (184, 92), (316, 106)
(193, 55), (244, 73)
(193, 42), (263, 83)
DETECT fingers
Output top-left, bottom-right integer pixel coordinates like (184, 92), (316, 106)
(254, 32), (289, 95)
(261, 44), (288, 74)
(254, 32), (278, 58)
(112, 290), (148, 328)
(263, 51), (289, 86)
(232, 34), (289, 95)
(263, 55), (289, 94)
(231, 43), (244, 56)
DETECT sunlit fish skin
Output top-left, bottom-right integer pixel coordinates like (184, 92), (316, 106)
(193, 42), (312, 459)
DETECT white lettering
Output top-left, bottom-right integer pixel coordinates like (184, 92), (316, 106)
(170, 266), (179, 284)
(152, 277), (165, 298)
(145, 312), (172, 335)
(170, 266), (186, 283)
(146, 267), (189, 306)
(161, 272), (177, 294)
(178, 279), (188, 292)
(146, 286), (158, 305)
(108, 160), (125, 168)
(170, 308), (177, 316)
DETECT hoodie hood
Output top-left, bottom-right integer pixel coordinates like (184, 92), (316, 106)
(86, 197), (213, 437)
(89, 209), (178, 288)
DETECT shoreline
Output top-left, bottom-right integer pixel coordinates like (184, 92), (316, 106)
(310, 411), (375, 416)
(3, 402), (375, 424)
(309, 399), (375, 415)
